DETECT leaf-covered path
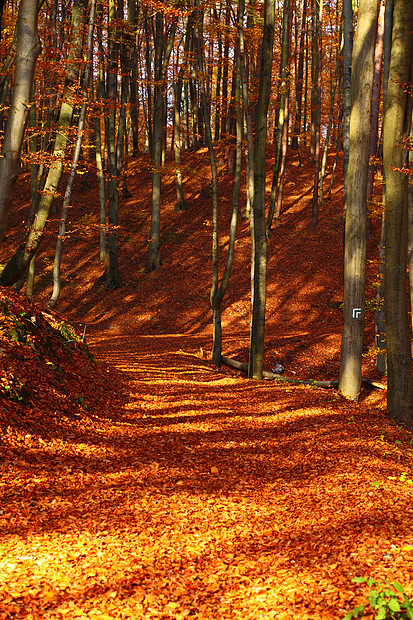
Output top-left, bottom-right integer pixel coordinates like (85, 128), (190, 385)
(3, 327), (412, 619)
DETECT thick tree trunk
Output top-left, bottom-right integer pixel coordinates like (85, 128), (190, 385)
(248, 0), (274, 380)
(0, 0), (41, 247)
(383, 0), (413, 426)
(338, 0), (378, 401)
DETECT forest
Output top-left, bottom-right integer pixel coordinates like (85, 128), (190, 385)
(1, 0), (413, 618)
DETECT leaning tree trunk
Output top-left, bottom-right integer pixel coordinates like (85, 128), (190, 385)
(248, 0), (275, 380)
(338, 0), (378, 401)
(383, 0), (413, 427)
(0, 0), (41, 247)
(0, 0), (88, 286)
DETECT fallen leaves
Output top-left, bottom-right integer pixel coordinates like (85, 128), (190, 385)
(0, 148), (409, 618)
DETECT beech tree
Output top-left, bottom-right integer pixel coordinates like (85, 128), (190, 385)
(0, 0), (41, 246)
(248, 0), (275, 380)
(383, 0), (413, 426)
(338, 0), (378, 401)
(146, 13), (177, 272)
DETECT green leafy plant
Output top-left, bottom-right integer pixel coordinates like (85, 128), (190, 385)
(0, 373), (31, 405)
(344, 577), (413, 619)
(75, 394), (86, 409)
(58, 321), (77, 342)
(388, 473), (413, 486)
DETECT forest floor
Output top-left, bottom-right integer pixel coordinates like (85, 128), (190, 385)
(1, 145), (413, 620)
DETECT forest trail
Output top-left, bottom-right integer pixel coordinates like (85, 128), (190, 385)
(72, 325), (413, 620)
(2, 148), (413, 618)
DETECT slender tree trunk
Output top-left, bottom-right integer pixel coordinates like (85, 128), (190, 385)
(0, 0), (41, 247)
(320, 32), (341, 206)
(375, 0), (393, 373)
(105, 0), (121, 289)
(173, 15), (192, 212)
(266, 0), (291, 233)
(128, 0), (139, 155)
(95, 12), (107, 263)
(193, 1), (219, 365)
(342, 0), (353, 221)
(338, 0), (378, 401)
(274, 88), (290, 220)
(144, 11), (153, 153)
(292, 0), (307, 162)
(214, 6), (223, 143)
(366, 0), (385, 204)
(241, 7), (254, 220)
(146, 14), (177, 272)
(248, 0), (275, 380)
(220, 7), (230, 139)
(383, 0), (413, 426)
(49, 0), (96, 307)
(311, 0), (323, 226)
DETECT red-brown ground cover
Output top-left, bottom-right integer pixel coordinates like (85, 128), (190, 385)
(1, 146), (413, 619)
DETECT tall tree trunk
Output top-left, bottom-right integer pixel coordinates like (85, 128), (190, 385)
(95, 10), (107, 263)
(105, 0), (121, 289)
(375, 0), (393, 374)
(0, 0), (41, 246)
(248, 0), (275, 380)
(338, 0), (378, 401)
(195, 0), (242, 366)
(173, 15), (192, 212)
(266, 0), (291, 233)
(311, 0), (323, 226)
(146, 14), (177, 272)
(128, 0), (139, 155)
(49, 0), (96, 307)
(320, 30), (341, 206)
(220, 7), (230, 139)
(214, 5), (223, 143)
(342, 0), (353, 221)
(292, 0), (307, 161)
(383, 0), (413, 426)
(366, 0), (385, 204)
(241, 4), (254, 220)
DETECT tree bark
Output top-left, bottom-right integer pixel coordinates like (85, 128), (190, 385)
(0, 0), (41, 247)
(266, 0), (291, 232)
(383, 0), (413, 426)
(146, 14), (177, 272)
(342, 0), (353, 220)
(338, 0), (378, 401)
(248, 0), (275, 380)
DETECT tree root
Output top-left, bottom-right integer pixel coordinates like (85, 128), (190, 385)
(220, 356), (386, 390)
